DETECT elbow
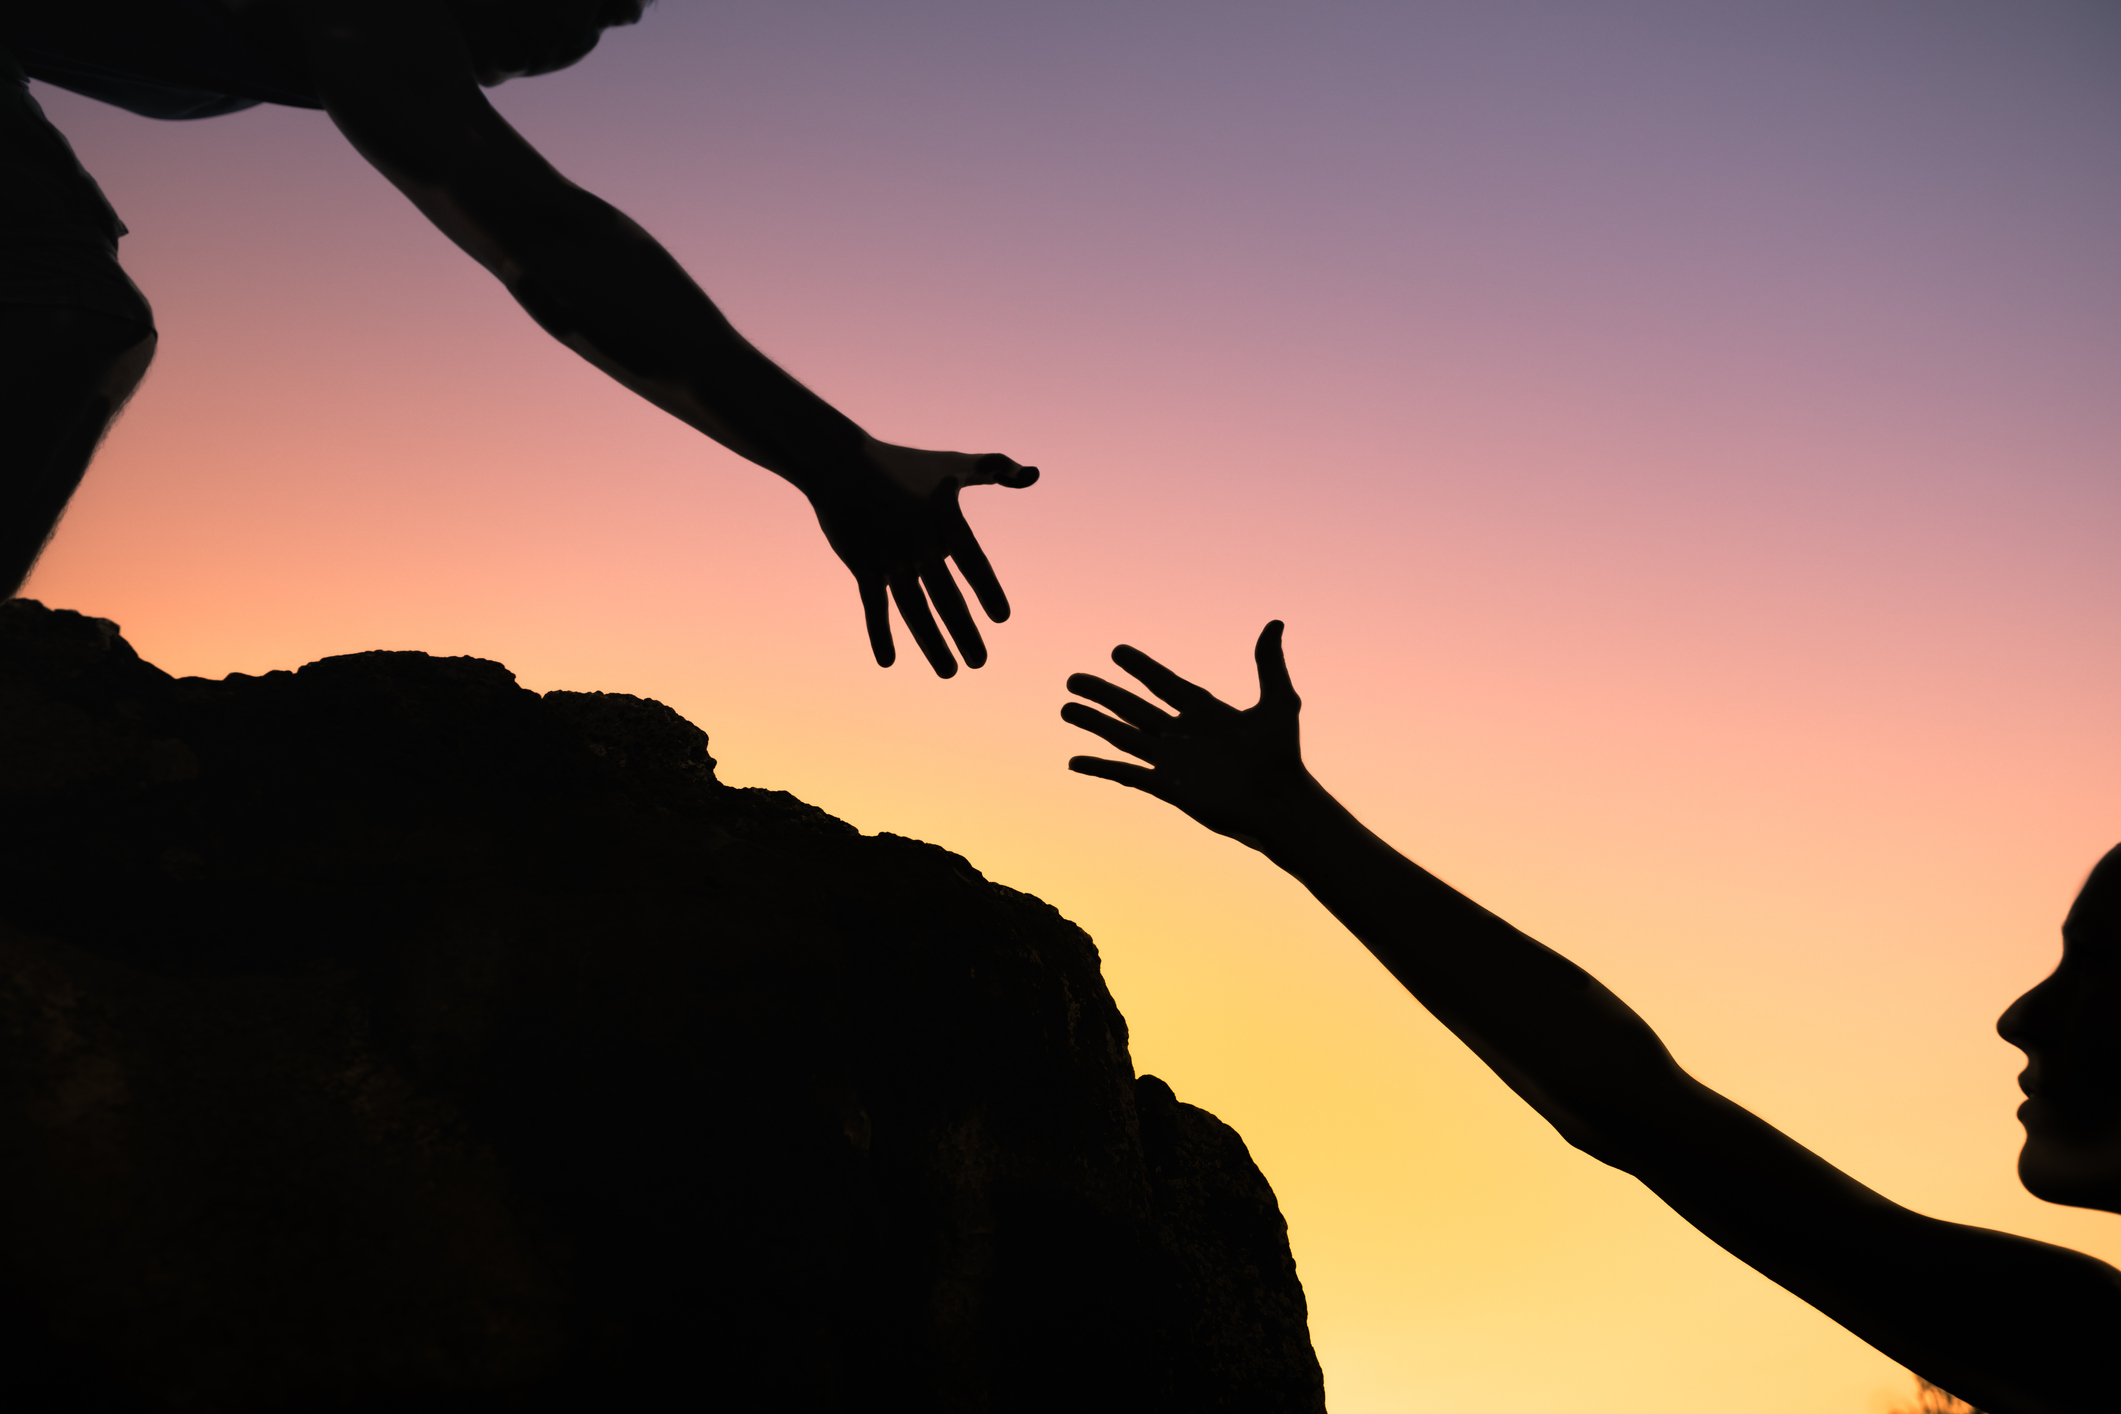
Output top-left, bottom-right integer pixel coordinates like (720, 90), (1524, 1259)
(1542, 1104), (1651, 1172)
(1525, 1066), (1702, 1176)
(1550, 1115), (1631, 1169)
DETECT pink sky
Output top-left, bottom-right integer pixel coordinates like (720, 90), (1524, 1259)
(25, 3), (2121, 1410)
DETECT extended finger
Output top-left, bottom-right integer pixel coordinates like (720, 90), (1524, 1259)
(971, 451), (1040, 489)
(1254, 620), (1298, 707)
(859, 573), (894, 668)
(1067, 756), (1159, 792)
(1060, 701), (1159, 761)
(1110, 644), (1227, 716)
(922, 555), (987, 670)
(1065, 672), (1174, 733)
(940, 501), (1010, 623)
(889, 567), (957, 678)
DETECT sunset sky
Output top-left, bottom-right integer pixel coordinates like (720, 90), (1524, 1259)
(25, 2), (2121, 1410)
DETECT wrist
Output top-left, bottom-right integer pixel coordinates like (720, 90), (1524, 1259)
(1249, 769), (1342, 857)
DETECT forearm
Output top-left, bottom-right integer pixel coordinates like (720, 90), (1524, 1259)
(1067, 630), (2121, 1410)
(1258, 779), (1695, 1163)
(463, 181), (870, 491)
(285, 0), (871, 490)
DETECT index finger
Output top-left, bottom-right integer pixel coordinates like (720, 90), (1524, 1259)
(1110, 644), (1228, 716)
(940, 499), (1010, 623)
(1066, 672), (1173, 732)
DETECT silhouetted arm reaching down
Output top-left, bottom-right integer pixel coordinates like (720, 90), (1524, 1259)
(232, 0), (1033, 675)
(1063, 624), (2121, 1414)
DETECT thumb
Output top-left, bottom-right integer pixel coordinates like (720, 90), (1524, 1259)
(1255, 620), (1298, 708)
(971, 452), (1040, 489)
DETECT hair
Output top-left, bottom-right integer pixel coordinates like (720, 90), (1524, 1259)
(447, 0), (653, 82)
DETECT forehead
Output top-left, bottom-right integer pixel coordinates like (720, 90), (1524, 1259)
(2063, 845), (2121, 955)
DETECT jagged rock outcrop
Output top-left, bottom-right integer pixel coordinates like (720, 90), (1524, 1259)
(0, 600), (1324, 1413)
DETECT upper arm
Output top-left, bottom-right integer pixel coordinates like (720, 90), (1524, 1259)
(1630, 1080), (2121, 1414)
(1435, 944), (2121, 1413)
(229, 0), (576, 271)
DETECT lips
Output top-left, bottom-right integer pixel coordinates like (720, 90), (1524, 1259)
(2015, 1054), (2055, 1096)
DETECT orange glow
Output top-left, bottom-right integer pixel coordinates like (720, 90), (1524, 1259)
(24, 5), (2121, 1410)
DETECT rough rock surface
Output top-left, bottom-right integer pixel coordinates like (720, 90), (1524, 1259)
(0, 600), (1324, 1413)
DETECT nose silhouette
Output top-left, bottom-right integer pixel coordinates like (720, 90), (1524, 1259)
(1997, 981), (2042, 1050)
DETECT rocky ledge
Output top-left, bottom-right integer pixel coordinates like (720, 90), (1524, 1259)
(0, 600), (1323, 1413)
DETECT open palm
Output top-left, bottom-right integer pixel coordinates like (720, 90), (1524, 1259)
(1061, 621), (1309, 849)
(811, 443), (1037, 678)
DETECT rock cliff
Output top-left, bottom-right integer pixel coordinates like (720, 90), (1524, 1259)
(0, 600), (1324, 1413)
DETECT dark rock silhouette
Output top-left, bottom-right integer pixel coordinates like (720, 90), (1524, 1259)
(0, 599), (1324, 1414)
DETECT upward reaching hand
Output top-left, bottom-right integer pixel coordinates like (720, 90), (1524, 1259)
(1062, 621), (2121, 1414)
(1061, 621), (1314, 850)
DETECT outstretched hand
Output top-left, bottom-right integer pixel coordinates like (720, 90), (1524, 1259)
(810, 440), (1038, 678)
(1062, 621), (1313, 850)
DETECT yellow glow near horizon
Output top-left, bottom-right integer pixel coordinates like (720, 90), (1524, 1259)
(24, 4), (2121, 1409)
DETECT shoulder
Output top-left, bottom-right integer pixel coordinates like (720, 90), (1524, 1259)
(5, 0), (322, 116)
(217, 0), (647, 88)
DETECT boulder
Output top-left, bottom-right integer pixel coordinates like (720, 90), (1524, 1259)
(0, 600), (1324, 1413)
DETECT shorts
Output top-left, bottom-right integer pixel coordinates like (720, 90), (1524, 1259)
(0, 41), (155, 328)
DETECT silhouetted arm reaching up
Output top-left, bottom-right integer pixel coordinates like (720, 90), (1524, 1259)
(231, 0), (1033, 675)
(1063, 623), (2121, 1414)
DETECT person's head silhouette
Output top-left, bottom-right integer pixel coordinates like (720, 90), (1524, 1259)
(1064, 621), (2121, 1412)
(1999, 844), (2121, 1213)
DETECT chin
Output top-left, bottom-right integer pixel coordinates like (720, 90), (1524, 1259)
(2017, 1138), (2121, 1213)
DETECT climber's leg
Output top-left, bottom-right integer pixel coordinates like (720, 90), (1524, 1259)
(0, 304), (156, 597)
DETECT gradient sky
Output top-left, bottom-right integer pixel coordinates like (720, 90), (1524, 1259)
(25, 2), (2121, 1410)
